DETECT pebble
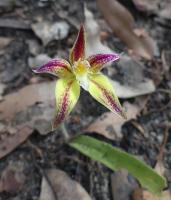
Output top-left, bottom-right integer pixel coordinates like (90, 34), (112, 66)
(156, 134), (163, 143)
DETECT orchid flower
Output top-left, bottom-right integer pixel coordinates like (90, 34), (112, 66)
(33, 25), (126, 129)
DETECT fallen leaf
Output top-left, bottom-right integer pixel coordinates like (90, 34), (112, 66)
(0, 81), (56, 135)
(112, 79), (155, 98)
(111, 170), (138, 200)
(142, 191), (171, 200)
(32, 21), (70, 45)
(0, 126), (33, 160)
(85, 102), (140, 140)
(96, 0), (155, 59)
(84, 6), (113, 57)
(0, 81), (55, 121)
(158, 4), (171, 21)
(39, 169), (92, 200)
(112, 56), (156, 98)
(0, 161), (25, 193)
(85, 8), (155, 98)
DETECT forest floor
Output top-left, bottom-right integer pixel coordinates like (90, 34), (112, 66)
(0, 0), (171, 200)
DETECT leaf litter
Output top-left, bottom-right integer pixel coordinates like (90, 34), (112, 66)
(85, 102), (140, 140)
(32, 20), (70, 46)
(85, 8), (156, 99)
(132, 126), (171, 200)
(0, 161), (25, 193)
(39, 169), (92, 200)
(0, 81), (56, 160)
(96, 0), (156, 60)
(0, 0), (170, 199)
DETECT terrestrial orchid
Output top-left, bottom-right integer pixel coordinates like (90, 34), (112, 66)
(33, 25), (126, 129)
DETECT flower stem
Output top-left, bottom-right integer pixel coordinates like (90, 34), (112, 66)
(60, 122), (69, 140)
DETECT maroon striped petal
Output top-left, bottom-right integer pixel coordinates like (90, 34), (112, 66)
(88, 73), (126, 119)
(32, 59), (73, 78)
(70, 24), (85, 64)
(87, 53), (120, 73)
(53, 78), (80, 129)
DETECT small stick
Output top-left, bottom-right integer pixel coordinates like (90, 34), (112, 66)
(29, 142), (58, 200)
(156, 126), (169, 163)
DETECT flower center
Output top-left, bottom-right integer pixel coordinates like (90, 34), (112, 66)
(73, 59), (90, 91)
(73, 59), (90, 77)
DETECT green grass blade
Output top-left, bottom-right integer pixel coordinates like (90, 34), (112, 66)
(69, 135), (166, 194)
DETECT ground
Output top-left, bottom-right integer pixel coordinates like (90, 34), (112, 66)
(0, 0), (171, 200)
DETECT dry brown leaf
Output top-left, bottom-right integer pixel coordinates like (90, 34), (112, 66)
(132, 189), (171, 200)
(96, 0), (155, 59)
(0, 81), (56, 135)
(39, 169), (92, 200)
(0, 126), (33, 160)
(0, 81), (55, 121)
(85, 102), (140, 140)
(142, 191), (171, 200)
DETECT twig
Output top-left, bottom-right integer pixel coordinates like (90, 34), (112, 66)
(156, 126), (169, 163)
(157, 88), (171, 94)
(29, 142), (58, 200)
(131, 120), (145, 137)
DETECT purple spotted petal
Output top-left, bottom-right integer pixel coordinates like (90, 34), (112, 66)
(32, 59), (72, 78)
(87, 53), (120, 73)
(70, 24), (85, 64)
(88, 73), (126, 119)
(53, 78), (80, 129)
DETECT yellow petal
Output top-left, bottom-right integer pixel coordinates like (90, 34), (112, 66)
(88, 73), (126, 119)
(53, 78), (80, 129)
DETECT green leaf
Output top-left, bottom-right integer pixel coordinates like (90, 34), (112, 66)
(69, 135), (166, 194)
